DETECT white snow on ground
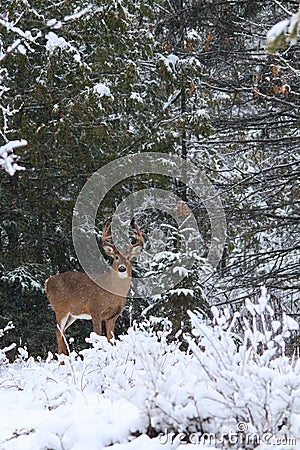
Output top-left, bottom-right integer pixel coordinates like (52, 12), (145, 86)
(0, 354), (212, 450)
(0, 290), (299, 449)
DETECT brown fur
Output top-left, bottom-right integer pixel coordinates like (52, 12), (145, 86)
(46, 224), (143, 355)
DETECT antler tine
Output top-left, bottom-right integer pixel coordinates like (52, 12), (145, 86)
(102, 222), (115, 247)
(131, 223), (144, 247)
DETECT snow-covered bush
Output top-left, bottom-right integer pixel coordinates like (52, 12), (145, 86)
(0, 290), (299, 449)
(185, 288), (300, 445)
(0, 322), (15, 367)
(79, 288), (299, 447)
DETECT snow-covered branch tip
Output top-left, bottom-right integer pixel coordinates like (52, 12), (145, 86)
(267, 10), (300, 54)
(0, 140), (26, 176)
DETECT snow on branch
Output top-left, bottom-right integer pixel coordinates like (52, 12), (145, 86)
(45, 31), (89, 68)
(0, 15), (41, 58)
(267, 10), (300, 54)
(0, 140), (26, 176)
(46, 5), (94, 29)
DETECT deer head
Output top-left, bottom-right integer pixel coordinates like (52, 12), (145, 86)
(101, 222), (144, 277)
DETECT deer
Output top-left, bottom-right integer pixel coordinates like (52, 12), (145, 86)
(45, 222), (144, 355)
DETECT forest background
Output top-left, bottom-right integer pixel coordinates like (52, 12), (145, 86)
(0, 0), (299, 357)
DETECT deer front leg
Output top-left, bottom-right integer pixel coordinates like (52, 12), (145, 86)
(92, 316), (102, 337)
(105, 317), (118, 345)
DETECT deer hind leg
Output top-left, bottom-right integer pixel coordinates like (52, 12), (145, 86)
(56, 313), (76, 355)
(56, 327), (68, 355)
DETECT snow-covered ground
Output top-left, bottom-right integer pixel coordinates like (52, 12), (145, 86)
(0, 336), (211, 450)
(0, 290), (299, 449)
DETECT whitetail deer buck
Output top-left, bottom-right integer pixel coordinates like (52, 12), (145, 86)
(45, 223), (144, 355)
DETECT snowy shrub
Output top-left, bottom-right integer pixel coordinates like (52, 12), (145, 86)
(0, 322), (15, 367)
(185, 287), (300, 445)
(0, 290), (299, 449)
(79, 289), (299, 447)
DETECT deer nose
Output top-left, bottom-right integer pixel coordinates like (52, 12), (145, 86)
(118, 265), (126, 273)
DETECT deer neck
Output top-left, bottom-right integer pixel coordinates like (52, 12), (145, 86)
(96, 269), (132, 297)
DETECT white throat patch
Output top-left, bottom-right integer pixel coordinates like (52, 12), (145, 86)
(117, 271), (129, 279)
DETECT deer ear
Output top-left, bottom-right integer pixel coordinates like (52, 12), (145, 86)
(103, 245), (115, 257)
(130, 245), (142, 259)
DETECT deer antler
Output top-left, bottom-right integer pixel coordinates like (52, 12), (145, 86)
(101, 222), (116, 250)
(102, 221), (143, 251)
(131, 223), (144, 248)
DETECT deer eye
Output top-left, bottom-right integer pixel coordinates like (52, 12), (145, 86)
(115, 255), (119, 261)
